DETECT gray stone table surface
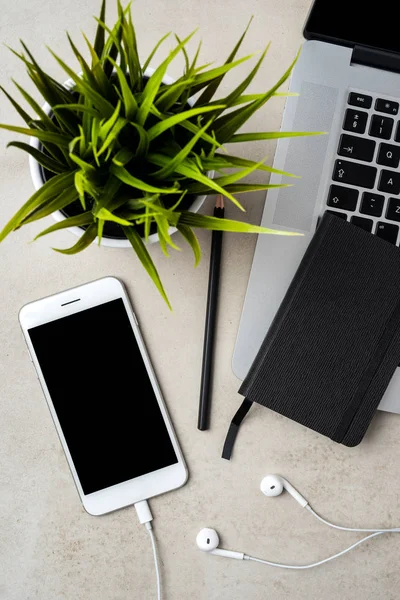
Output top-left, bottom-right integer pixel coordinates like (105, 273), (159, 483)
(1, 0), (400, 598)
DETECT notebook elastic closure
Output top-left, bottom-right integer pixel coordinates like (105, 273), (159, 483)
(332, 294), (400, 443)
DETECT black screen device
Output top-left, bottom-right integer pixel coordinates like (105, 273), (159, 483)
(304, 0), (400, 56)
(28, 299), (178, 495)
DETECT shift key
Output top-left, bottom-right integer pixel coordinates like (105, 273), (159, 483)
(332, 160), (377, 189)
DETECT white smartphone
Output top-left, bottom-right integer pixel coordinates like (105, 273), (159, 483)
(19, 276), (188, 515)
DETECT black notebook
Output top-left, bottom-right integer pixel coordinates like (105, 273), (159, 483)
(223, 213), (400, 459)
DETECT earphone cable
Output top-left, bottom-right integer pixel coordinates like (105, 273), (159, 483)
(244, 531), (384, 569)
(306, 504), (400, 533)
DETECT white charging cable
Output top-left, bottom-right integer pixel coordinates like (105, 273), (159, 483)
(135, 500), (161, 600)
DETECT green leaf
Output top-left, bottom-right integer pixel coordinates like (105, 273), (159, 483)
(81, 95), (92, 147)
(93, 175), (122, 215)
(34, 211), (94, 240)
(69, 152), (96, 174)
(121, 9), (142, 89)
(21, 184), (79, 225)
(74, 170), (101, 207)
(18, 43), (77, 133)
(155, 80), (195, 113)
(194, 17), (253, 105)
(187, 53), (255, 97)
(97, 218), (105, 245)
(154, 211), (180, 253)
(74, 171), (85, 208)
(0, 86), (33, 125)
(155, 217), (169, 257)
(142, 31), (171, 72)
(187, 39), (202, 78)
(148, 153), (244, 211)
(201, 153), (298, 178)
(97, 118), (127, 157)
(67, 33), (99, 92)
(144, 205), (151, 242)
(136, 30), (196, 127)
(48, 48), (115, 117)
(178, 119), (223, 149)
(175, 34), (190, 73)
(122, 226), (171, 309)
(82, 34), (114, 99)
(178, 212), (302, 234)
(108, 58), (138, 119)
(93, 0), (106, 58)
(53, 222), (98, 254)
(152, 118), (215, 179)
(19, 43), (74, 107)
(147, 105), (225, 141)
(213, 51), (300, 142)
(0, 123), (71, 147)
(53, 103), (101, 119)
(98, 12), (123, 79)
(177, 224), (201, 266)
(205, 44), (269, 121)
(98, 100), (121, 140)
(96, 207), (132, 225)
(111, 164), (179, 194)
(0, 170), (76, 242)
(112, 148), (134, 167)
(129, 123), (149, 157)
(202, 156), (270, 188)
(227, 130), (326, 143)
(139, 198), (180, 226)
(7, 141), (66, 174)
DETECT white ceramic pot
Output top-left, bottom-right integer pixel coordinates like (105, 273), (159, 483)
(29, 68), (208, 248)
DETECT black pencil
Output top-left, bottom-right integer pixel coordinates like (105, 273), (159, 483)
(198, 195), (225, 431)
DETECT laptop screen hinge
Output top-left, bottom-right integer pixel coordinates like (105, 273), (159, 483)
(352, 45), (400, 75)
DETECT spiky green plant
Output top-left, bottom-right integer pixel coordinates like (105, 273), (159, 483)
(0, 1), (317, 307)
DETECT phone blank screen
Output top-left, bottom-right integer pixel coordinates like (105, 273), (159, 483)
(28, 299), (178, 495)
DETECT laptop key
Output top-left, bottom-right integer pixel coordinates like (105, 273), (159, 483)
(386, 198), (400, 222)
(375, 98), (399, 116)
(350, 216), (373, 232)
(332, 160), (377, 189)
(327, 184), (358, 211)
(369, 115), (394, 139)
(348, 92), (372, 109)
(343, 109), (368, 134)
(377, 143), (400, 168)
(378, 170), (400, 194)
(338, 134), (375, 162)
(395, 122), (400, 143)
(326, 210), (347, 220)
(376, 222), (399, 244)
(360, 192), (384, 217)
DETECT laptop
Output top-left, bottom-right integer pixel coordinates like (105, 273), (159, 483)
(233, 0), (400, 414)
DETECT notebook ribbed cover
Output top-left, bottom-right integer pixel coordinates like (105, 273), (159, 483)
(239, 213), (400, 446)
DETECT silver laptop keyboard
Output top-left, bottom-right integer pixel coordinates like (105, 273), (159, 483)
(326, 90), (400, 245)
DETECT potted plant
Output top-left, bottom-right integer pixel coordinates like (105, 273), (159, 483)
(0, 1), (315, 307)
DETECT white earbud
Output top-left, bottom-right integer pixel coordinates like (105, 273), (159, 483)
(260, 474), (308, 508)
(197, 476), (400, 570)
(196, 528), (244, 560)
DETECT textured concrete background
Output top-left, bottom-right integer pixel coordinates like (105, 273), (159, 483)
(1, 0), (400, 598)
